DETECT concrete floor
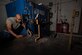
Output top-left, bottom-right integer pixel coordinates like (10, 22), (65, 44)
(0, 33), (82, 55)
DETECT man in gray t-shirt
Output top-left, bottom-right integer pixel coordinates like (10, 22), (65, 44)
(6, 14), (26, 39)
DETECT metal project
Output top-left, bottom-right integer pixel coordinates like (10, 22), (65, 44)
(34, 14), (40, 42)
(6, 0), (49, 35)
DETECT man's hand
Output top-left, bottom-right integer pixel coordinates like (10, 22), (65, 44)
(15, 35), (23, 39)
(22, 23), (26, 28)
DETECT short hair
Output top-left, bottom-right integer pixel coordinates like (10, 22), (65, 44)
(16, 14), (22, 16)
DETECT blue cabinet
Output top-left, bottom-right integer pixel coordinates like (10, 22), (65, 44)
(6, 2), (16, 17)
(6, 0), (28, 17)
(15, 0), (28, 14)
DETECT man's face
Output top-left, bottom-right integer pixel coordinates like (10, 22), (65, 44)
(16, 14), (22, 23)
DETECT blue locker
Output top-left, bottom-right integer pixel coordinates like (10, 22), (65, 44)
(16, 0), (28, 14)
(6, 0), (28, 17)
(6, 2), (16, 17)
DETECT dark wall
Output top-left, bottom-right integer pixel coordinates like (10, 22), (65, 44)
(78, 8), (82, 35)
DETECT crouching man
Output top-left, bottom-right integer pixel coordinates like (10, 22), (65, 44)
(6, 14), (26, 40)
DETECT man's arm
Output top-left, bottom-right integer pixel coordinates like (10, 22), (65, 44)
(6, 19), (23, 38)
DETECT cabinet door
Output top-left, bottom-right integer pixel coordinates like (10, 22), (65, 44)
(6, 2), (16, 17)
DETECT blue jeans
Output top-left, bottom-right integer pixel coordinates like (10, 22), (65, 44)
(20, 28), (27, 36)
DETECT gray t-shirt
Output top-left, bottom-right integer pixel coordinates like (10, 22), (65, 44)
(7, 17), (21, 29)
